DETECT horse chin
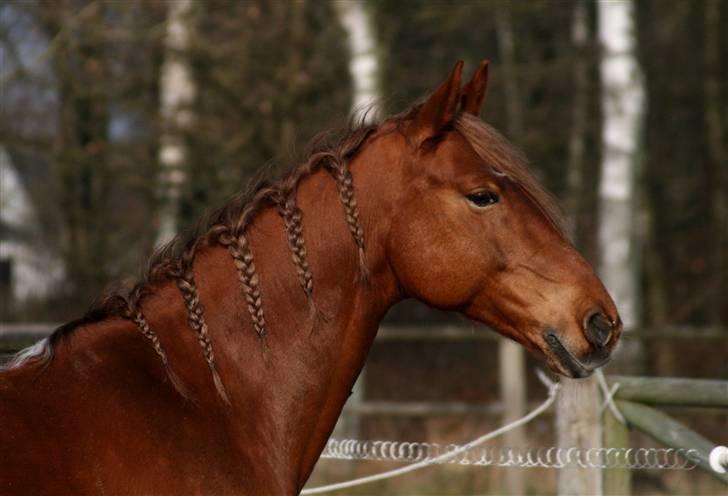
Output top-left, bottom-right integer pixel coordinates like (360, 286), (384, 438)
(542, 332), (595, 379)
(468, 316), (595, 378)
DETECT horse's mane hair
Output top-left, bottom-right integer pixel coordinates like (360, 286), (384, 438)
(1, 111), (387, 398)
(3, 107), (564, 403)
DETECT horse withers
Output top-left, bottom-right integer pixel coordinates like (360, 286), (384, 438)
(0, 60), (621, 495)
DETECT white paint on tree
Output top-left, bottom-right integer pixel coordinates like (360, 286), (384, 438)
(156, 0), (196, 247)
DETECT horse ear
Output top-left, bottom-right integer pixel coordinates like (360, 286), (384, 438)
(410, 60), (464, 143)
(461, 60), (489, 116)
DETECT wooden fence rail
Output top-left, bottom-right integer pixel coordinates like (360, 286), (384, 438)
(609, 375), (728, 408)
(617, 400), (728, 485)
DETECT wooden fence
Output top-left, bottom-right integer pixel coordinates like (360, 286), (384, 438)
(603, 375), (728, 493)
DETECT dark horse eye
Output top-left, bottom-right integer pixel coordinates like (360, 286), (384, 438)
(466, 191), (499, 207)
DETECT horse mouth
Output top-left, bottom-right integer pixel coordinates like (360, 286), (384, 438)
(544, 332), (594, 378)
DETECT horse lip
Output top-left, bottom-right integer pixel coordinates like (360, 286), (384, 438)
(544, 331), (594, 378)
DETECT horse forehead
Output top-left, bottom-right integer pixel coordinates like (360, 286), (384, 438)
(426, 133), (489, 179)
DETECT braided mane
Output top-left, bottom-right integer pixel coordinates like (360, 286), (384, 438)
(8, 107), (563, 404)
(21, 116), (381, 401)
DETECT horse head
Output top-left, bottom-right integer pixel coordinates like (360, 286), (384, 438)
(357, 61), (622, 377)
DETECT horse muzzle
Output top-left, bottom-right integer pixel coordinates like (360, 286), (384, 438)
(543, 330), (612, 378)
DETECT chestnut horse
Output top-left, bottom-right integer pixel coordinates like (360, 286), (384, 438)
(0, 61), (621, 495)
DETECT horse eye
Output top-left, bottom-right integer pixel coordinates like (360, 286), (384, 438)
(466, 191), (499, 207)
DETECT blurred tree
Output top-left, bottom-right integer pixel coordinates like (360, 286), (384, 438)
(637, 0), (728, 332)
(0, 0), (166, 318)
(702, 0), (727, 326)
(0, 0), (351, 319)
(179, 0), (352, 225)
(371, 0), (582, 199)
(155, 0), (196, 247)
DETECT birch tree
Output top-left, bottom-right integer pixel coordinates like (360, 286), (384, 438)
(334, 0), (379, 124)
(597, 0), (644, 358)
(331, 0), (379, 441)
(156, 0), (195, 247)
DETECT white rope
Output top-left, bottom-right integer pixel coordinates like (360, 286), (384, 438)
(303, 371), (727, 494)
(596, 368), (625, 424)
(319, 442), (699, 471)
(301, 371), (559, 495)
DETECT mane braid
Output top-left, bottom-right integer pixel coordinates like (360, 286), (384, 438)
(328, 160), (369, 283)
(176, 239), (231, 405)
(223, 232), (267, 339)
(274, 191), (328, 333)
(321, 126), (378, 283)
(130, 310), (190, 400)
(275, 194), (313, 297)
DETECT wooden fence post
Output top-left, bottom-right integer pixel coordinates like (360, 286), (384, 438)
(498, 338), (527, 496)
(556, 375), (603, 496)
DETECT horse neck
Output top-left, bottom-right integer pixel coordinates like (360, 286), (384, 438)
(141, 146), (403, 484)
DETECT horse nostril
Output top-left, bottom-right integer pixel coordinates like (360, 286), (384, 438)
(585, 311), (613, 348)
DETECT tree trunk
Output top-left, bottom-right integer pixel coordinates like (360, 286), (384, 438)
(333, 0), (380, 124)
(597, 0), (644, 346)
(156, 0), (196, 247)
(703, 0), (727, 325)
(566, 0), (589, 239)
(41, 2), (112, 307)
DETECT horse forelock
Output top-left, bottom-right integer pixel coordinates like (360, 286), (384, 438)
(454, 114), (566, 235)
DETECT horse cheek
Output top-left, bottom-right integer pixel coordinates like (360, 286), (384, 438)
(389, 214), (482, 308)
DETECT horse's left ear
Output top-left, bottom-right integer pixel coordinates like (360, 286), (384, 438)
(410, 60), (464, 144)
(461, 60), (489, 116)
